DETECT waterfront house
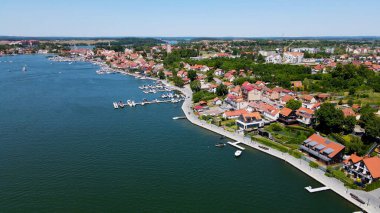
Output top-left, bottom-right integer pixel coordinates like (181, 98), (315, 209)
(300, 134), (345, 164)
(278, 107), (298, 125)
(223, 109), (248, 119)
(296, 107), (315, 126)
(236, 112), (264, 131)
(344, 154), (380, 184)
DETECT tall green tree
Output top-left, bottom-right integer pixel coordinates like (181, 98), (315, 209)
(187, 70), (197, 81)
(286, 100), (302, 110)
(216, 84), (228, 96)
(190, 80), (201, 92)
(173, 76), (184, 87)
(158, 71), (165, 80)
(315, 103), (344, 134)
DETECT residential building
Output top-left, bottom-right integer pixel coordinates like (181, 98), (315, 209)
(296, 107), (315, 125)
(236, 112), (265, 131)
(278, 107), (297, 125)
(300, 134), (345, 164)
(344, 154), (380, 184)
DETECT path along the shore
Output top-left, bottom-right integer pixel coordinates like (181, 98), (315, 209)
(174, 84), (380, 213)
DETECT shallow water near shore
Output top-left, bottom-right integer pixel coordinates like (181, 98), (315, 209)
(0, 55), (358, 212)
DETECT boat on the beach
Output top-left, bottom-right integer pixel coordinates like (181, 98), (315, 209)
(235, 150), (242, 157)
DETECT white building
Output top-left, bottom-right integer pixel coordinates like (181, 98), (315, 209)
(265, 54), (282, 64)
(283, 52), (304, 64)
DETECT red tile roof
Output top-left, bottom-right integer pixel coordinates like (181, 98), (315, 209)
(342, 108), (356, 117)
(224, 109), (247, 117)
(280, 107), (293, 116)
(306, 134), (345, 158)
(363, 157), (380, 179)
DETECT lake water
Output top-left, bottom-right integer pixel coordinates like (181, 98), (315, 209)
(0, 55), (358, 212)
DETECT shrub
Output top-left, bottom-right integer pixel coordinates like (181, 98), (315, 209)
(271, 123), (283, 132)
(309, 161), (319, 169)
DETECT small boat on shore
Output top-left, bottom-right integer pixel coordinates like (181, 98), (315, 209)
(215, 143), (226, 148)
(235, 150), (242, 157)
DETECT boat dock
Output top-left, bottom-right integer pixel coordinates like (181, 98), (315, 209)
(304, 186), (330, 193)
(173, 116), (187, 120)
(113, 98), (184, 109)
(227, 141), (246, 150)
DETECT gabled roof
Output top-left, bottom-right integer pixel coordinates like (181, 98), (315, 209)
(305, 134), (345, 158)
(296, 107), (315, 115)
(224, 109), (247, 117)
(241, 112), (262, 122)
(344, 153), (363, 164)
(280, 107), (293, 117)
(281, 95), (295, 103)
(363, 157), (380, 179)
(342, 108), (356, 117)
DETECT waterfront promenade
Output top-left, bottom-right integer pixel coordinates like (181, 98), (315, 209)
(175, 85), (380, 213)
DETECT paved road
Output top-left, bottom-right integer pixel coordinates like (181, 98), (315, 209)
(174, 84), (380, 213)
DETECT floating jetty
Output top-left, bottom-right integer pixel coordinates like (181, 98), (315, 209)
(304, 186), (330, 193)
(227, 141), (246, 150)
(173, 116), (187, 120)
(113, 98), (184, 109)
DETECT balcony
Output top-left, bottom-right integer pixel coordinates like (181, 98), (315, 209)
(300, 145), (331, 162)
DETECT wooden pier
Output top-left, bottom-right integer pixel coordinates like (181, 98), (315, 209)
(227, 141), (246, 150)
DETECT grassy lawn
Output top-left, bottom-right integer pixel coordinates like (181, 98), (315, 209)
(264, 123), (314, 147)
(251, 135), (289, 153)
(365, 180), (380, 191)
(355, 91), (380, 105)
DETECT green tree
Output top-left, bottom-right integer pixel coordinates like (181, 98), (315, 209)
(190, 80), (201, 92)
(347, 99), (354, 106)
(315, 103), (344, 134)
(343, 116), (356, 134)
(286, 100), (302, 110)
(158, 71), (165, 80)
(187, 70), (197, 81)
(365, 116), (380, 141)
(216, 84), (228, 96)
(257, 54), (265, 63)
(206, 70), (214, 82)
(173, 76), (184, 87)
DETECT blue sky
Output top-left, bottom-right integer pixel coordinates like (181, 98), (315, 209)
(0, 0), (379, 37)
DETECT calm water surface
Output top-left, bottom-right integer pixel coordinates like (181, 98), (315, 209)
(0, 55), (358, 212)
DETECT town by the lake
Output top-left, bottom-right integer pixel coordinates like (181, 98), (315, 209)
(1, 0), (380, 212)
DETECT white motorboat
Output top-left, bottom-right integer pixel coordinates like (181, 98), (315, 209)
(235, 150), (242, 157)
